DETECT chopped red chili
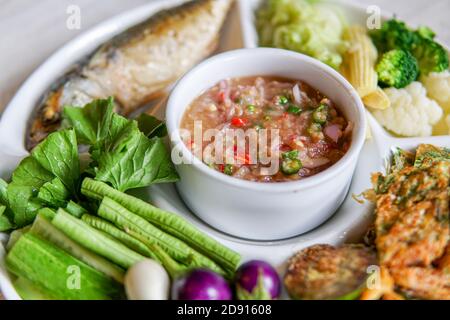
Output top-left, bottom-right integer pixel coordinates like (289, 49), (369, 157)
(231, 117), (248, 127)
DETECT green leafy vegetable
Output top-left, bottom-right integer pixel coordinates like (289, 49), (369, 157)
(6, 185), (43, 228)
(3, 98), (177, 230)
(1, 97), (239, 299)
(64, 98), (179, 192)
(0, 205), (12, 231)
(62, 97), (119, 146)
(31, 129), (79, 193)
(5, 130), (80, 228)
(0, 179), (8, 203)
(37, 178), (70, 208)
(94, 130), (179, 192)
(6, 157), (53, 227)
(0, 179), (13, 231)
(9, 157), (54, 187)
(136, 113), (167, 138)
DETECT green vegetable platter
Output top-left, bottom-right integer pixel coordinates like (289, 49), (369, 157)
(0, 0), (449, 300)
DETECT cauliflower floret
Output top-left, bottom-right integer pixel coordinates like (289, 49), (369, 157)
(421, 70), (450, 135)
(421, 70), (450, 113)
(372, 82), (443, 137)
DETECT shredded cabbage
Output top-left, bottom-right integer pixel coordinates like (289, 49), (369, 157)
(257, 0), (348, 69)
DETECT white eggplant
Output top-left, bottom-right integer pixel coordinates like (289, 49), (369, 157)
(125, 260), (170, 300)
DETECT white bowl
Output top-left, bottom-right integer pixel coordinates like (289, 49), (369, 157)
(166, 48), (366, 241)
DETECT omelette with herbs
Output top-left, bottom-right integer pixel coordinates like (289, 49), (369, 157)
(367, 144), (450, 299)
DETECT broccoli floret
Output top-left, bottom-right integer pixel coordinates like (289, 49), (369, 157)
(370, 18), (448, 78)
(415, 26), (436, 41)
(370, 19), (417, 53)
(412, 37), (449, 75)
(376, 49), (419, 88)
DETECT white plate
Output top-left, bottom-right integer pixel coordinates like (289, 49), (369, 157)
(0, 0), (448, 300)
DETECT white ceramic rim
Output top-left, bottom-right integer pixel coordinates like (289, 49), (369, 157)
(166, 47), (367, 192)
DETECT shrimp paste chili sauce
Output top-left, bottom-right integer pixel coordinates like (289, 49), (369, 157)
(180, 76), (353, 182)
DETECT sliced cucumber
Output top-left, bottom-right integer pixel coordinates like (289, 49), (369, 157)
(6, 233), (124, 300)
(13, 277), (54, 300)
(30, 213), (125, 283)
(6, 226), (31, 251)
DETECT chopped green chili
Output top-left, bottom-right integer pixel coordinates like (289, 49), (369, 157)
(312, 104), (328, 125)
(287, 104), (302, 115)
(281, 159), (302, 175)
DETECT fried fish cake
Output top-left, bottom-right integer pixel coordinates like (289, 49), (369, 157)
(284, 244), (377, 300)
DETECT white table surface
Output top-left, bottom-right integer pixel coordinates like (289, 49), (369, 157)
(0, 0), (449, 299)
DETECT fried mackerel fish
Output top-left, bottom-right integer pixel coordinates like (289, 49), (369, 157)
(284, 244), (377, 300)
(28, 0), (233, 150)
(364, 144), (450, 300)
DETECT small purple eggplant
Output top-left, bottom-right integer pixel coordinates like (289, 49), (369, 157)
(172, 269), (232, 300)
(235, 260), (281, 300)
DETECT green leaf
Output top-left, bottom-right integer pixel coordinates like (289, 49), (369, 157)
(63, 97), (115, 145)
(136, 114), (167, 138)
(5, 157), (55, 228)
(6, 184), (42, 227)
(64, 97), (179, 192)
(11, 157), (54, 187)
(0, 178), (9, 205)
(64, 98), (129, 155)
(37, 178), (70, 207)
(0, 179), (14, 231)
(0, 205), (13, 232)
(95, 131), (179, 192)
(5, 130), (80, 228)
(31, 130), (80, 193)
